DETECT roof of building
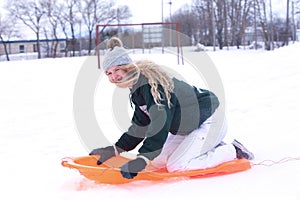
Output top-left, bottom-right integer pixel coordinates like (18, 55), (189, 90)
(0, 38), (69, 44)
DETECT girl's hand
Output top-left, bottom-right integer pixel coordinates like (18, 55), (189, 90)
(120, 158), (147, 179)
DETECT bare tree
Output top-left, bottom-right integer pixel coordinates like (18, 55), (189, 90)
(215, 0), (225, 49)
(192, 0), (254, 48)
(256, 0), (273, 50)
(239, 0), (252, 49)
(223, 1), (229, 49)
(269, 0), (274, 49)
(191, 0), (210, 45)
(285, 0), (290, 45)
(60, 0), (80, 57)
(228, 0), (239, 47)
(192, 0), (224, 47)
(41, 0), (63, 58)
(0, 14), (20, 61)
(6, 0), (46, 59)
(78, 0), (132, 54)
(57, 9), (70, 57)
(170, 5), (197, 45)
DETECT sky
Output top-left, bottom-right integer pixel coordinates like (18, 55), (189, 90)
(0, 0), (190, 21)
(123, 0), (288, 23)
(0, 0), (295, 45)
(120, 0), (191, 23)
(0, 0), (190, 38)
(0, 41), (300, 199)
(0, 0), (289, 23)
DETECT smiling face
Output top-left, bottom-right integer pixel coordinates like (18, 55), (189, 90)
(105, 64), (140, 89)
(105, 66), (128, 84)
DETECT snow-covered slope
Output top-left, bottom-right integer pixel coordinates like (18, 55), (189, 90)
(1, 43), (300, 200)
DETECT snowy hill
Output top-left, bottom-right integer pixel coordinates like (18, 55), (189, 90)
(0, 43), (300, 200)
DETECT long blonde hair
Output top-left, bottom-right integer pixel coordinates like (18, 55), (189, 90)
(117, 60), (174, 108)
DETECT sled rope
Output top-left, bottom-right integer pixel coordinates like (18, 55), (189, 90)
(251, 156), (300, 167)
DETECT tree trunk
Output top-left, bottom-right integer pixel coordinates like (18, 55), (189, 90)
(285, 0), (290, 45)
(0, 38), (10, 61)
(36, 31), (41, 59)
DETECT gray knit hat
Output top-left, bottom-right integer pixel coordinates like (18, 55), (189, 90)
(102, 37), (133, 71)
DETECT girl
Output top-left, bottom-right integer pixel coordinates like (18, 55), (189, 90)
(90, 37), (254, 179)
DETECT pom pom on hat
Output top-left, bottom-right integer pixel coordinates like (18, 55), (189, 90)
(102, 37), (132, 72)
(106, 37), (123, 49)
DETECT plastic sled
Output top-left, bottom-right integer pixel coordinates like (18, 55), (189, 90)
(61, 155), (251, 184)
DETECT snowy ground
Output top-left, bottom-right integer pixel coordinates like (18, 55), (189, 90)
(1, 43), (300, 200)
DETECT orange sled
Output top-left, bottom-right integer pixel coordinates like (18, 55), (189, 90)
(61, 155), (251, 184)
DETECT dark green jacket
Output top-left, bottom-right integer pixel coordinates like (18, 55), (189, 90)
(115, 74), (219, 160)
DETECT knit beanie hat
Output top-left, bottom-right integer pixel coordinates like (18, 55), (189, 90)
(102, 37), (133, 71)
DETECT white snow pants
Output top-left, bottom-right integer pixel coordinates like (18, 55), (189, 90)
(151, 112), (237, 172)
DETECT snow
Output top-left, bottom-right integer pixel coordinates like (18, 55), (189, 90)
(1, 43), (300, 200)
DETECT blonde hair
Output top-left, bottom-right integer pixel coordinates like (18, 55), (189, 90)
(117, 60), (174, 108)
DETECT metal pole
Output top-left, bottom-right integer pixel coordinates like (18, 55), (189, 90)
(96, 25), (101, 69)
(79, 20), (82, 56)
(269, 0), (274, 50)
(169, 0), (172, 47)
(285, 0), (290, 46)
(254, 0), (258, 50)
(161, 0), (165, 53)
(162, 0), (164, 22)
(292, 1), (296, 43)
(211, 0), (216, 51)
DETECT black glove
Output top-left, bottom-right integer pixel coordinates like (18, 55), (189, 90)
(120, 157), (147, 179)
(89, 146), (116, 165)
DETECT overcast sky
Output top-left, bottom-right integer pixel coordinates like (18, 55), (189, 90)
(0, 0), (290, 22)
(120, 0), (191, 23)
(0, 0), (292, 40)
(124, 0), (288, 23)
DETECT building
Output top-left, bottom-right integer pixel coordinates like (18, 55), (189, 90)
(0, 38), (68, 56)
